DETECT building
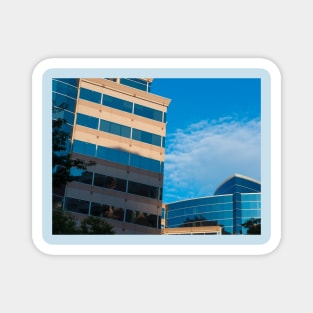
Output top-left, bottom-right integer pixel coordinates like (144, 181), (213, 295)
(162, 174), (261, 235)
(52, 78), (171, 234)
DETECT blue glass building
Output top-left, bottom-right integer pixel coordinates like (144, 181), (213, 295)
(53, 78), (171, 234)
(163, 174), (261, 235)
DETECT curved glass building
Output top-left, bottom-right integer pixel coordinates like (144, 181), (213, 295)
(163, 174), (261, 235)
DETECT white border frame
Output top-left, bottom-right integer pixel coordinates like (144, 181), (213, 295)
(32, 58), (281, 255)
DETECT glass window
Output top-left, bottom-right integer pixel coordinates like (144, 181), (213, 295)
(79, 87), (101, 104)
(120, 78), (148, 92)
(133, 103), (163, 122)
(90, 202), (124, 221)
(54, 78), (78, 87)
(125, 209), (158, 228)
(99, 120), (131, 138)
(72, 140), (96, 157)
(102, 94), (133, 113)
(93, 174), (126, 192)
(96, 146), (129, 165)
(76, 113), (99, 129)
(70, 168), (93, 185)
(52, 80), (78, 99)
(127, 181), (159, 199)
(52, 92), (76, 112)
(53, 109), (75, 125)
(129, 154), (162, 173)
(132, 128), (162, 146)
(64, 197), (89, 214)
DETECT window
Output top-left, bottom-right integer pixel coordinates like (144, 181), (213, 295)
(102, 94), (133, 113)
(53, 109), (75, 125)
(129, 154), (162, 173)
(90, 202), (124, 221)
(52, 80), (78, 99)
(125, 209), (158, 228)
(120, 78), (149, 92)
(93, 174), (127, 192)
(76, 113), (99, 130)
(132, 128), (162, 146)
(72, 140), (96, 157)
(52, 92), (76, 112)
(64, 197), (89, 214)
(134, 103), (163, 122)
(70, 168), (93, 185)
(96, 146), (129, 165)
(99, 120), (131, 138)
(79, 87), (101, 104)
(127, 181), (159, 200)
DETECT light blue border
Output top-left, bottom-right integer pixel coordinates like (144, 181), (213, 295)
(43, 68), (270, 246)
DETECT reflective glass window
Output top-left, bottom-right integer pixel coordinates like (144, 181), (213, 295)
(241, 210), (261, 218)
(132, 129), (162, 146)
(59, 123), (73, 138)
(125, 209), (158, 228)
(129, 154), (162, 173)
(120, 78), (148, 92)
(54, 78), (78, 87)
(93, 174), (127, 192)
(64, 197), (89, 215)
(99, 120), (131, 138)
(96, 146), (129, 165)
(127, 181), (159, 199)
(241, 193), (261, 201)
(53, 109), (75, 125)
(133, 103), (163, 122)
(52, 92), (76, 112)
(72, 140), (96, 157)
(52, 80), (78, 99)
(70, 168), (93, 185)
(79, 87), (101, 104)
(76, 113), (99, 129)
(102, 94), (133, 113)
(90, 202), (124, 221)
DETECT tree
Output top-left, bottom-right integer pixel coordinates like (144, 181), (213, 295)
(79, 216), (115, 234)
(53, 104), (95, 190)
(52, 210), (77, 234)
(52, 211), (115, 235)
(241, 218), (261, 234)
(52, 104), (114, 235)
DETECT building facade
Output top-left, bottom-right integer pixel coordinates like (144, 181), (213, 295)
(52, 78), (171, 234)
(162, 174), (261, 235)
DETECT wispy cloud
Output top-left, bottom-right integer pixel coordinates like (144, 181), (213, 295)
(163, 117), (261, 203)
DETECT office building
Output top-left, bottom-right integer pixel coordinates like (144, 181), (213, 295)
(52, 78), (171, 234)
(162, 174), (261, 235)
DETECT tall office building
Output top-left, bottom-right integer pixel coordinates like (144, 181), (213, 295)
(52, 78), (171, 234)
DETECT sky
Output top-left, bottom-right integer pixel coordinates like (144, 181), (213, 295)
(150, 78), (261, 204)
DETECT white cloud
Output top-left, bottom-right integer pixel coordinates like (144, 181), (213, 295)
(163, 117), (261, 203)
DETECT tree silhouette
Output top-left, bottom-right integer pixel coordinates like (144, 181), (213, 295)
(53, 104), (95, 191)
(52, 103), (114, 235)
(79, 216), (115, 234)
(241, 218), (261, 234)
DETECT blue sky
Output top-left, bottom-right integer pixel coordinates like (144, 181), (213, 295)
(150, 78), (261, 204)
